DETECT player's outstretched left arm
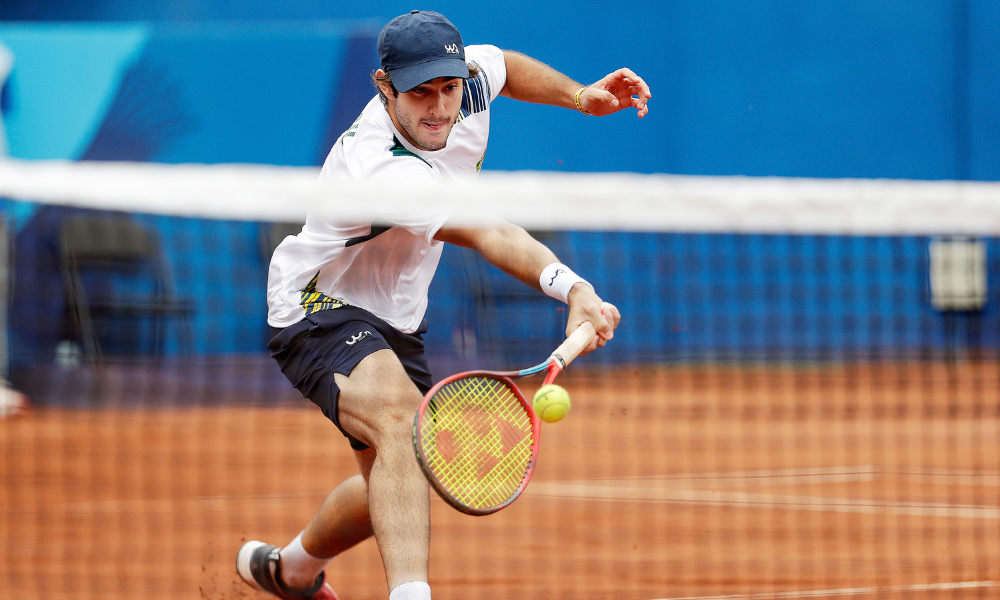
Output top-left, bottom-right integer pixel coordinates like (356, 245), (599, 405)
(500, 50), (651, 118)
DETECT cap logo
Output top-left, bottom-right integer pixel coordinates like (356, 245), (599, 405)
(444, 43), (460, 54)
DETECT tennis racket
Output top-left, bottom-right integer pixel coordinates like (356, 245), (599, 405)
(412, 321), (596, 515)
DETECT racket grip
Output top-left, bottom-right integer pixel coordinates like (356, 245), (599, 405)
(550, 321), (597, 370)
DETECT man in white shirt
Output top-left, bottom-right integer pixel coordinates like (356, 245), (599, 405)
(238, 10), (650, 600)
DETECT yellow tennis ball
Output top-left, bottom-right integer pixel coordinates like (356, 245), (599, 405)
(533, 384), (571, 423)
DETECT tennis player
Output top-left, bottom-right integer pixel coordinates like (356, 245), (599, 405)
(237, 10), (649, 600)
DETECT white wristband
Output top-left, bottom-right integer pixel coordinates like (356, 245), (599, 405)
(539, 262), (592, 304)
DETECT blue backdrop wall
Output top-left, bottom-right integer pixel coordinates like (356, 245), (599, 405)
(2, 0), (999, 179)
(1, 2), (998, 375)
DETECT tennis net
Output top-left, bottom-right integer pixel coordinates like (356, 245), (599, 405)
(1, 160), (998, 599)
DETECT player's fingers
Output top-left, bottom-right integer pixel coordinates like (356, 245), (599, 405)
(566, 311), (604, 339)
(597, 68), (652, 105)
(632, 95), (649, 118)
(617, 68), (652, 98)
(589, 306), (613, 338)
(599, 82), (649, 118)
(601, 302), (621, 331)
(601, 302), (618, 331)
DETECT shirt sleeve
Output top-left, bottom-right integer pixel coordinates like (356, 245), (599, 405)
(363, 158), (451, 244)
(465, 44), (507, 103)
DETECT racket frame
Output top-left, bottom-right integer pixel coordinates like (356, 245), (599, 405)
(411, 320), (597, 515)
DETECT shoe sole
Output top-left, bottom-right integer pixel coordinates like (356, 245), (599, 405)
(236, 540), (270, 593)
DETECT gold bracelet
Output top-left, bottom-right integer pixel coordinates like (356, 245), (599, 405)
(574, 86), (593, 115)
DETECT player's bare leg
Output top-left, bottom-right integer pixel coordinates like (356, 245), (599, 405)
(276, 471), (373, 590)
(297, 471), (372, 558)
(334, 348), (431, 591)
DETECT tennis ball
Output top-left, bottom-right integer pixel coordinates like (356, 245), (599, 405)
(533, 384), (571, 423)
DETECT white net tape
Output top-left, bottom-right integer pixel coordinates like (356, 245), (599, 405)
(2, 158), (1000, 234)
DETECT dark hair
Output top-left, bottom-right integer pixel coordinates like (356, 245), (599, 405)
(371, 63), (481, 107)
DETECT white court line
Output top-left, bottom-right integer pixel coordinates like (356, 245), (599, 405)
(603, 466), (878, 488)
(891, 468), (1000, 486)
(650, 579), (997, 600)
(639, 466), (877, 481)
(899, 467), (1000, 476)
(529, 482), (1000, 519)
(582, 466), (877, 482)
(582, 465), (1000, 485)
(541, 464), (1000, 500)
(698, 473), (874, 488)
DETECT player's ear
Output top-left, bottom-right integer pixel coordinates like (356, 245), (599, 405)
(375, 69), (396, 98)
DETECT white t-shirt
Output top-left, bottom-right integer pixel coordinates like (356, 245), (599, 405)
(267, 44), (507, 333)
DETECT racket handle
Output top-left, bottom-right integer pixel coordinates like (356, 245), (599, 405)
(549, 321), (597, 371)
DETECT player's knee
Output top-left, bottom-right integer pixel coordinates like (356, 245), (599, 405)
(369, 382), (422, 446)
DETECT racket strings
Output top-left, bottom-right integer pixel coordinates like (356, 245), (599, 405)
(418, 376), (535, 510)
(428, 378), (530, 502)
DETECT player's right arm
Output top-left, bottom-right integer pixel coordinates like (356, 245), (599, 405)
(500, 50), (651, 118)
(434, 223), (619, 354)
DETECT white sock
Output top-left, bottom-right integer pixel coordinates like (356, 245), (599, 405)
(279, 532), (332, 591)
(389, 581), (431, 600)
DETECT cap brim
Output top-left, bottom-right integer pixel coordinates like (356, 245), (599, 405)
(390, 58), (470, 93)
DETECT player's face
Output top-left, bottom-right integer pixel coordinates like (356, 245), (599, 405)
(389, 77), (463, 151)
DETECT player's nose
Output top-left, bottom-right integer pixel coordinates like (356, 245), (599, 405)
(429, 91), (447, 114)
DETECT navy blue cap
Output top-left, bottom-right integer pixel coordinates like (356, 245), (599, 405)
(378, 10), (469, 93)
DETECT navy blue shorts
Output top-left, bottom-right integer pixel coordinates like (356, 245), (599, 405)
(268, 306), (433, 451)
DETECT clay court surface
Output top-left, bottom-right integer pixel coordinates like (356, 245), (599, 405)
(2, 361), (999, 599)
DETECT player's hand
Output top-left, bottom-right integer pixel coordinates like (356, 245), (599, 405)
(579, 67), (651, 118)
(567, 284), (621, 355)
